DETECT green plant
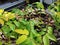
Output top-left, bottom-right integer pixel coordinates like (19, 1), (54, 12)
(0, 2), (57, 45)
(48, 1), (60, 29)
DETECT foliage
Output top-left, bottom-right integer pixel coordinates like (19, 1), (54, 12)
(0, 2), (58, 45)
(48, 1), (60, 29)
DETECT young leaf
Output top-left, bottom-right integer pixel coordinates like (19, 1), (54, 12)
(15, 29), (29, 35)
(16, 35), (27, 44)
(46, 33), (56, 42)
(43, 35), (50, 45)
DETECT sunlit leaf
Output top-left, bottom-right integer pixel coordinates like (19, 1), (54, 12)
(47, 26), (53, 34)
(0, 19), (4, 26)
(43, 35), (50, 45)
(46, 33), (56, 42)
(15, 29), (29, 35)
(8, 13), (15, 19)
(16, 35), (27, 44)
(2, 14), (9, 21)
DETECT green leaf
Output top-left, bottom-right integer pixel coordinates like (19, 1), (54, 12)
(19, 19), (27, 25)
(2, 25), (11, 34)
(21, 38), (32, 45)
(43, 35), (50, 45)
(6, 22), (15, 31)
(7, 24), (15, 31)
(26, 22), (31, 31)
(16, 35), (27, 44)
(36, 35), (42, 44)
(22, 38), (36, 45)
(29, 20), (38, 36)
(47, 27), (53, 34)
(46, 33), (56, 42)
(6, 31), (18, 39)
(12, 8), (25, 16)
(27, 39), (33, 45)
(13, 20), (20, 27)
(33, 2), (44, 9)
(39, 31), (46, 36)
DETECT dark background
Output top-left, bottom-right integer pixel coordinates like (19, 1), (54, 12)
(0, 0), (17, 4)
(29, 0), (40, 4)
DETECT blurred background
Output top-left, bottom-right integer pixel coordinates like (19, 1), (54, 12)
(0, 0), (57, 11)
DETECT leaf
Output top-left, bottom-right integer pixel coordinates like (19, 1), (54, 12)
(15, 29), (29, 35)
(19, 19), (29, 29)
(20, 38), (30, 45)
(9, 24), (15, 31)
(7, 31), (18, 38)
(26, 40), (33, 45)
(2, 25), (11, 34)
(39, 31), (46, 36)
(21, 38), (36, 45)
(13, 20), (20, 27)
(47, 27), (53, 34)
(6, 22), (15, 31)
(26, 22), (31, 31)
(26, 38), (37, 45)
(36, 35), (42, 44)
(46, 33), (56, 42)
(56, 12), (60, 22)
(43, 35), (50, 45)
(12, 8), (24, 16)
(2, 14), (9, 21)
(8, 13), (15, 19)
(19, 19), (27, 25)
(16, 35), (27, 44)
(29, 20), (38, 36)
(0, 19), (4, 26)
(33, 2), (44, 9)
(18, 22), (26, 29)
